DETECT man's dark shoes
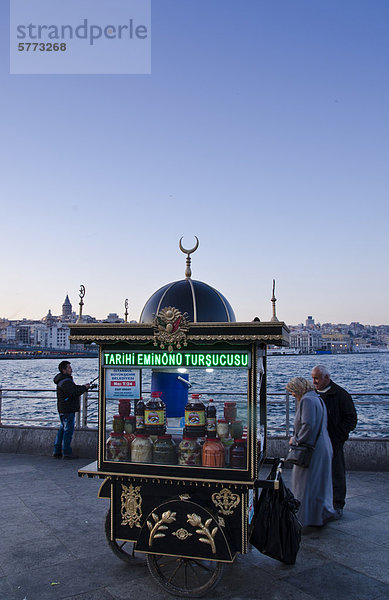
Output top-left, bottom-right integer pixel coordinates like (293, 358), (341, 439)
(63, 455), (79, 460)
(334, 508), (343, 519)
(53, 453), (62, 459)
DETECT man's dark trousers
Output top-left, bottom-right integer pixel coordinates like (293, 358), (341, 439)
(332, 441), (346, 509)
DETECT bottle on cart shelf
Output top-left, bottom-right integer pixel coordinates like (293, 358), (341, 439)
(118, 398), (131, 417)
(144, 392), (166, 436)
(112, 414), (124, 434)
(135, 397), (145, 433)
(230, 439), (247, 469)
(184, 393), (206, 438)
(106, 432), (129, 461)
(178, 436), (201, 466)
(224, 401), (237, 423)
(131, 434), (153, 463)
(216, 419), (229, 439)
(205, 398), (217, 435)
(221, 437), (234, 465)
(231, 420), (244, 439)
(123, 416), (136, 451)
(202, 435), (225, 468)
(153, 434), (177, 465)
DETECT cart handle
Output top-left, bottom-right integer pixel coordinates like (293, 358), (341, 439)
(254, 457), (284, 490)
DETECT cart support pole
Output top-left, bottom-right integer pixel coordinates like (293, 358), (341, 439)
(285, 390), (290, 438)
(82, 390), (88, 428)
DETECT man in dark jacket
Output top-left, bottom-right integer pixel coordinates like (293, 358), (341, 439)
(312, 364), (357, 517)
(53, 361), (90, 459)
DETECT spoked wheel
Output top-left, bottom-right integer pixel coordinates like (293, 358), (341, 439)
(105, 509), (137, 563)
(147, 553), (224, 597)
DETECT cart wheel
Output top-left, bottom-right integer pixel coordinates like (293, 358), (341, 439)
(105, 509), (136, 562)
(146, 553), (224, 598)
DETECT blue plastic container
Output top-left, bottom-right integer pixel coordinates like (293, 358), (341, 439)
(151, 370), (189, 418)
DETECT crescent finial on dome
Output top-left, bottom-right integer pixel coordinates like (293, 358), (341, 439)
(179, 236), (199, 279)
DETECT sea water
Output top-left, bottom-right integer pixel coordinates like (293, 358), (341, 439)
(0, 353), (388, 436)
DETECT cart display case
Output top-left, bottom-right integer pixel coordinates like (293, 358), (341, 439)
(73, 316), (289, 597)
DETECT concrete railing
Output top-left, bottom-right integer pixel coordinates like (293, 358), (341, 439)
(0, 388), (388, 438)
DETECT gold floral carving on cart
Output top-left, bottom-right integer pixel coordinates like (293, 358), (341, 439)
(121, 484), (142, 528)
(172, 528), (193, 541)
(147, 510), (177, 546)
(187, 513), (218, 554)
(211, 488), (241, 515)
(153, 306), (189, 351)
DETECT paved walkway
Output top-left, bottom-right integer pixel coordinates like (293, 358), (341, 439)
(0, 453), (388, 600)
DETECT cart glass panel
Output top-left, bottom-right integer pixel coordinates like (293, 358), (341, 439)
(102, 348), (251, 471)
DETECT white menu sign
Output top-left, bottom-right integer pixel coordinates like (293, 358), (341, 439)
(105, 368), (140, 400)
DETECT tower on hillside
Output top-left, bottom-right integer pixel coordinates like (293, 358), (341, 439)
(62, 295), (72, 321)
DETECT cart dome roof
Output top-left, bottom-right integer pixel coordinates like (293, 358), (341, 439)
(140, 278), (236, 323)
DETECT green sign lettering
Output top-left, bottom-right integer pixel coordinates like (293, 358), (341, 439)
(103, 350), (250, 369)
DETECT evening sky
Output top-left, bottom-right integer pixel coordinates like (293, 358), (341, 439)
(0, 0), (388, 325)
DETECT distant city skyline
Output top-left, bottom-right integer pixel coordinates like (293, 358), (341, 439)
(1, 1), (388, 325)
(0, 295), (387, 328)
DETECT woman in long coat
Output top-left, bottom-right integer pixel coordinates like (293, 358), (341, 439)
(286, 377), (335, 527)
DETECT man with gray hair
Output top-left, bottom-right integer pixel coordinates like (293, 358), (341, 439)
(312, 365), (357, 517)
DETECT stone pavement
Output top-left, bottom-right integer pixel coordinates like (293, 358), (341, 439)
(0, 453), (388, 600)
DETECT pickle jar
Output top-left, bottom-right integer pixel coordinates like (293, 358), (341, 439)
(178, 436), (201, 466)
(230, 439), (247, 469)
(224, 402), (237, 422)
(106, 432), (129, 461)
(123, 416), (136, 450)
(130, 434), (153, 463)
(216, 419), (229, 439)
(153, 434), (177, 465)
(230, 420), (244, 439)
(202, 436), (225, 468)
(118, 398), (131, 417)
(112, 414), (124, 434)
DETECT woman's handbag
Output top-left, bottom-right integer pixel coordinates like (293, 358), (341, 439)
(286, 444), (314, 468)
(286, 397), (325, 468)
(250, 464), (301, 564)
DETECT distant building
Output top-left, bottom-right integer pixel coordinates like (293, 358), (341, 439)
(104, 313), (124, 323)
(62, 295), (73, 322)
(305, 316), (315, 328)
(290, 329), (322, 353)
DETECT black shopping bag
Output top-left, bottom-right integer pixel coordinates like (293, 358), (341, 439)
(250, 466), (301, 565)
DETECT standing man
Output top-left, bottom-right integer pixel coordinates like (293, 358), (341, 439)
(53, 361), (90, 459)
(311, 364), (357, 517)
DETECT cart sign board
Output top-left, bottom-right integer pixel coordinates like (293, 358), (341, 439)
(105, 368), (140, 399)
(102, 350), (251, 369)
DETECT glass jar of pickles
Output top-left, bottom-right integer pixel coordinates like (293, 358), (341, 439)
(230, 420), (244, 439)
(202, 436), (225, 468)
(216, 419), (229, 439)
(106, 432), (128, 461)
(153, 434), (177, 465)
(123, 416), (136, 451)
(224, 402), (237, 422)
(178, 436), (201, 466)
(131, 434), (153, 463)
(112, 414), (124, 433)
(230, 439), (247, 469)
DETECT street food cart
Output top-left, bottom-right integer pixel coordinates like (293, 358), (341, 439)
(71, 244), (289, 597)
